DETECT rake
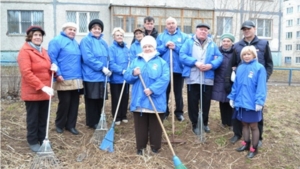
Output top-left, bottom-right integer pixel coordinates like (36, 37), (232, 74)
(30, 72), (60, 169)
(90, 57), (109, 145)
(139, 74), (187, 169)
(99, 80), (126, 152)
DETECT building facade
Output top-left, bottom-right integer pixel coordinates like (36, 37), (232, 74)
(1, 0), (286, 66)
(282, 0), (300, 66)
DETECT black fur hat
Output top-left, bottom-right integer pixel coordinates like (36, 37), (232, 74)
(88, 19), (104, 31)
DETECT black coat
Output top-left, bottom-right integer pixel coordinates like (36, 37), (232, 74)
(212, 46), (236, 102)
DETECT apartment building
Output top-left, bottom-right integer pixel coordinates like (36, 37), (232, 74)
(282, 0), (300, 66)
(1, 0), (283, 66)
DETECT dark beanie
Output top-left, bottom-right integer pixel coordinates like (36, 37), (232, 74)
(88, 19), (104, 31)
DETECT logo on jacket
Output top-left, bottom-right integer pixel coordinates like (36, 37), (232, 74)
(248, 71), (254, 78)
(152, 64), (158, 70)
(177, 38), (182, 42)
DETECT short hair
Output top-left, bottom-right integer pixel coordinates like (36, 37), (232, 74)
(166, 17), (177, 25)
(144, 16), (155, 23)
(111, 27), (125, 36)
(240, 46), (257, 60)
(25, 30), (43, 42)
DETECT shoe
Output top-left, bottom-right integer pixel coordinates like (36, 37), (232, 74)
(247, 146), (258, 158)
(230, 135), (241, 144)
(66, 128), (79, 135)
(258, 140), (262, 148)
(115, 121), (121, 125)
(236, 140), (250, 152)
(204, 125), (210, 133)
(122, 119), (128, 123)
(56, 127), (63, 133)
(137, 149), (143, 155)
(93, 124), (98, 129)
(176, 115), (185, 122)
(29, 143), (41, 152)
(192, 126), (200, 135)
(151, 148), (159, 154)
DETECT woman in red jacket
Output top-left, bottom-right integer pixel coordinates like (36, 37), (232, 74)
(17, 26), (57, 152)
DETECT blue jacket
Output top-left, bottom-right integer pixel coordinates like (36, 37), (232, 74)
(179, 36), (223, 79)
(124, 54), (170, 113)
(80, 33), (114, 82)
(227, 59), (267, 110)
(156, 28), (188, 73)
(48, 32), (82, 80)
(109, 40), (130, 84)
(129, 39), (142, 61)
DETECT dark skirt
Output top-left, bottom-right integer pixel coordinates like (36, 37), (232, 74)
(83, 81), (108, 99)
(233, 107), (262, 123)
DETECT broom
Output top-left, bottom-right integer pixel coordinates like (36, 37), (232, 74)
(90, 57), (109, 145)
(139, 74), (187, 169)
(30, 72), (60, 169)
(99, 80), (126, 152)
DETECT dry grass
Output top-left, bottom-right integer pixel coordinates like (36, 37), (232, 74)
(1, 71), (300, 169)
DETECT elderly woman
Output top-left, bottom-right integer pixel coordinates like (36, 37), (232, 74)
(130, 27), (144, 60)
(48, 22), (83, 135)
(211, 33), (236, 129)
(124, 36), (170, 155)
(80, 19), (113, 129)
(109, 27), (130, 125)
(18, 26), (56, 152)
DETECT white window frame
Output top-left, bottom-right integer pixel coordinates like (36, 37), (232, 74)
(298, 18), (300, 25)
(286, 32), (292, 39)
(287, 7), (293, 14)
(297, 31), (300, 39)
(287, 19), (293, 27)
(7, 10), (44, 35)
(298, 5), (300, 12)
(66, 11), (100, 34)
(217, 17), (232, 36)
(285, 44), (292, 51)
(250, 18), (272, 38)
(296, 57), (300, 64)
(285, 56), (291, 64)
(296, 44), (300, 51)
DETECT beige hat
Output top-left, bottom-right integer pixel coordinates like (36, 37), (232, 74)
(62, 22), (78, 31)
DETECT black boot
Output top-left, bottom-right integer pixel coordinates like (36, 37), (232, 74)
(247, 146), (258, 158)
(236, 140), (250, 152)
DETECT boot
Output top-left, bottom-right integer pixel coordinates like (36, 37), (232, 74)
(236, 140), (250, 152)
(247, 146), (258, 158)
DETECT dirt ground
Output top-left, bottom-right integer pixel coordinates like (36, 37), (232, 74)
(1, 81), (300, 169)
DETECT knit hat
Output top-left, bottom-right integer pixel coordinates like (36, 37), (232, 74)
(140, 36), (157, 49)
(26, 25), (45, 36)
(88, 19), (104, 31)
(220, 33), (235, 42)
(62, 22), (78, 31)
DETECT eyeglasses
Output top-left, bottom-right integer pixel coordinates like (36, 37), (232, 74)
(114, 34), (124, 37)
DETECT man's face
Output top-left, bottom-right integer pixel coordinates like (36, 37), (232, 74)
(195, 27), (209, 41)
(242, 27), (256, 39)
(166, 19), (177, 33)
(144, 20), (154, 31)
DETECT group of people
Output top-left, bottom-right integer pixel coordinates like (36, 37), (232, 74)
(18, 15), (272, 159)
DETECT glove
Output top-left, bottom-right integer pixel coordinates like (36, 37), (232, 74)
(102, 67), (112, 77)
(122, 70), (126, 74)
(229, 100), (234, 108)
(50, 63), (58, 72)
(41, 86), (54, 96)
(255, 105), (263, 111)
(230, 70), (236, 82)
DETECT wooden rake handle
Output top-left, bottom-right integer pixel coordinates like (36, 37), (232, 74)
(138, 74), (176, 156)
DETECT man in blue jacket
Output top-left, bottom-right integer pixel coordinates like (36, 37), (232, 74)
(179, 23), (223, 134)
(228, 20), (273, 147)
(156, 17), (188, 121)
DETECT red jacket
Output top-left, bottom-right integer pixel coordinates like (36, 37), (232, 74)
(18, 42), (52, 101)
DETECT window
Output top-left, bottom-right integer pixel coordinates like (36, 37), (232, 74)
(217, 17), (232, 36)
(66, 11), (99, 33)
(297, 31), (300, 38)
(296, 57), (300, 63)
(285, 44), (292, 51)
(111, 6), (213, 34)
(287, 19), (293, 26)
(7, 10), (44, 34)
(285, 57), (291, 64)
(298, 5), (300, 12)
(298, 18), (300, 25)
(296, 44), (300, 50)
(251, 19), (272, 37)
(287, 7), (293, 14)
(286, 32), (292, 39)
